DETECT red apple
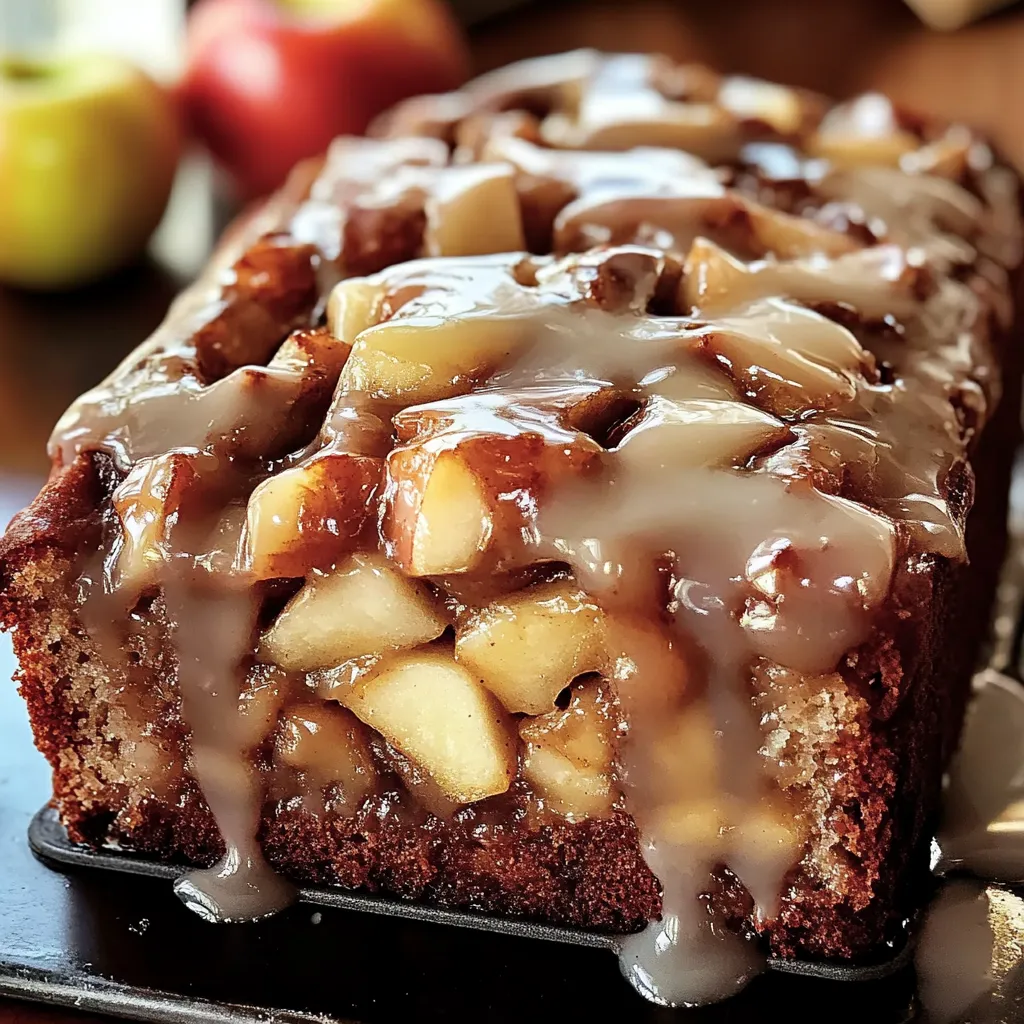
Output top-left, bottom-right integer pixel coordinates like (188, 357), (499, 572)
(182, 0), (470, 199)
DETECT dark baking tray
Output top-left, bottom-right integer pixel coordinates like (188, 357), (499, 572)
(26, 804), (914, 983)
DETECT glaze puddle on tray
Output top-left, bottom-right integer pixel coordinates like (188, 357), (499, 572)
(915, 669), (1024, 1022)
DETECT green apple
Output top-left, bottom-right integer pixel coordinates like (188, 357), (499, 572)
(0, 55), (181, 289)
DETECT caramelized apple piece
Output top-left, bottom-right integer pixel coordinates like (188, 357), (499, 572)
(393, 382), (635, 445)
(708, 306), (866, 416)
(260, 554), (449, 671)
(340, 650), (516, 804)
(602, 615), (694, 722)
(456, 580), (606, 714)
(902, 133), (972, 180)
(807, 94), (919, 168)
(237, 664), (292, 749)
(742, 202), (858, 260)
(326, 279), (383, 344)
(520, 680), (618, 819)
(648, 798), (730, 848)
(269, 326), (352, 385)
(386, 448), (491, 576)
(243, 453), (382, 580)
(111, 452), (199, 590)
(551, 96), (738, 161)
(677, 242), (875, 414)
(340, 317), (528, 403)
(549, 149), (854, 258)
(718, 76), (806, 135)
(334, 254), (546, 403)
(424, 164), (526, 257)
(641, 703), (729, 847)
(809, 126), (919, 169)
(372, 736), (463, 820)
(138, 328), (352, 468)
(310, 654), (386, 701)
(193, 237), (319, 380)
(647, 703), (721, 801)
(386, 394), (604, 575)
(680, 236), (749, 312)
(385, 437), (603, 575)
(681, 236), (918, 321)
(648, 792), (802, 901)
(640, 701), (803, 888)
(615, 396), (790, 471)
(252, 327), (356, 458)
(274, 702), (376, 807)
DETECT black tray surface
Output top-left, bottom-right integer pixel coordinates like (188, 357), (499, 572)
(27, 805), (916, 981)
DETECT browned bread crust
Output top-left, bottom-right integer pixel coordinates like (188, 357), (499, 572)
(2, 51), (1022, 965)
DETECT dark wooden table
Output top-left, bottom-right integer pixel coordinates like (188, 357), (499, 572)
(2, 0), (1024, 1018)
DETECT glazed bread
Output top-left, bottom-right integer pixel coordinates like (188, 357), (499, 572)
(2, 52), (1022, 994)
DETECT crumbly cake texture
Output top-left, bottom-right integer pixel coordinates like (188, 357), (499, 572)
(2, 51), (1022, 966)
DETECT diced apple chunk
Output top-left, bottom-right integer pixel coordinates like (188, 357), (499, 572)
(274, 702), (376, 806)
(335, 250), (630, 404)
(523, 745), (612, 819)
(745, 203), (858, 260)
(340, 650), (516, 804)
(708, 303), (864, 414)
(244, 453), (382, 580)
(602, 615), (694, 721)
(680, 236), (749, 313)
(373, 736), (463, 820)
(560, 102), (737, 160)
(326, 279), (383, 344)
(718, 77), (805, 136)
(615, 396), (789, 472)
(339, 316), (527, 403)
(425, 164), (526, 257)
(456, 581), (606, 714)
(385, 404), (604, 576)
(111, 452), (198, 591)
(728, 801), (804, 915)
(386, 448), (492, 576)
(647, 794), (803, 913)
(637, 703), (791, 856)
(260, 554), (449, 671)
(809, 128), (919, 169)
(639, 705), (730, 848)
(237, 665), (292, 750)
(520, 681), (618, 819)
(808, 94), (919, 169)
(647, 703), (721, 801)
(269, 327), (352, 382)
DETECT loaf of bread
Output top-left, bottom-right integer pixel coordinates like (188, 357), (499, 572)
(2, 51), (1021, 1003)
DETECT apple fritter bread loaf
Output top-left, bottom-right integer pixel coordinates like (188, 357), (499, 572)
(3, 51), (1022, 1005)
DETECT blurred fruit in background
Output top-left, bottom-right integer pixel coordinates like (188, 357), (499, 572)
(0, 54), (181, 289)
(182, 0), (470, 199)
